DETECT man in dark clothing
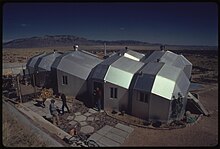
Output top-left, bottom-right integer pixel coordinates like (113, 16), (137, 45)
(95, 87), (102, 111)
(61, 93), (70, 114)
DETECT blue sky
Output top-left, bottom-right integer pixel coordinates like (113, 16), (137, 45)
(3, 2), (218, 46)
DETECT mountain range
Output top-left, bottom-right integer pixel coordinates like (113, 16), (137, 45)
(3, 35), (217, 50)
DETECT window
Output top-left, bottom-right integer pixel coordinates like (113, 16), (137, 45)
(62, 75), (68, 85)
(138, 92), (149, 103)
(110, 87), (118, 99)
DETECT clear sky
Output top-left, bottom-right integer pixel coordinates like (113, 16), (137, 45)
(3, 2), (218, 46)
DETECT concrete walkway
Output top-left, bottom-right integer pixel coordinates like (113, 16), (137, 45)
(88, 123), (134, 146)
(21, 98), (135, 146)
(22, 98), (72, 117)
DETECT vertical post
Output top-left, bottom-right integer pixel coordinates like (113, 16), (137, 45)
(17, 75), (22, 103)
(104, 43), (106, 56)
(33, 74), (37, 97)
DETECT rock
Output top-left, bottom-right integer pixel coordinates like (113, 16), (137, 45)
(79, 121), (88, 126)
(67, 115), (74, 121)
(95, 117), (100, 121)
(75, 112), (82, 116)
(80, 125), (95, 134)
(68, 120), (77, 126)
(87, 117), (94, 122)
(83, 112), (92, 117)
(74, 115), (87, 122)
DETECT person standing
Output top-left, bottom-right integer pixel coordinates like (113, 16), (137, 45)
(96, 87), (102, 111)
(49, 99), (60, 126)
(61, 93), (70, 114)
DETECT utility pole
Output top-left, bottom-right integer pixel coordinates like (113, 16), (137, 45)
(104, 43), (106, 56)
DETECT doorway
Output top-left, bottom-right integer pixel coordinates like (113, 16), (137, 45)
(93, 81), (104, 109)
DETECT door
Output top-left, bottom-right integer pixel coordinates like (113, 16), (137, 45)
(93, 81), (104, 109)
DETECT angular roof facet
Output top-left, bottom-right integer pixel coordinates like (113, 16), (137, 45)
(27, 52), (47, 68)
(105, 56), (145, 89)
(56, 50), (103, 80)
(123, 50), (145, 61)
(37, 52), (62, 71)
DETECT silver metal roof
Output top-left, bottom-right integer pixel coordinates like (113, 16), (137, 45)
(112, 57), (145, 74)
(133, 62), (164, 92)
(160, 51), (178, 65)
(37, 52), (62, 71)
(179, 55), (192, 66)
(134, 51), (191, 101)
(51, 51), (71, 69)
(27, 52), (46, 68)
(151, 64), (189, 100)
(161, 51), (192, 78)
(90, 64), (109, 80)
(105, 57), (145, 89)
(134, 74), (156, 93)
(101, 53), (121, 65)
(56, 50), (103, 80)
(89, 53), (121, 80)
(140, 62), (164, 75)
(144, 51), (165, 63)
(123, 50), (145, 61)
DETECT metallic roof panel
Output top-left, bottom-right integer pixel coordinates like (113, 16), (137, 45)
(124, 50), (145, 61)
(27, 52), (46, 68)
(134, 74), (156, 93)
(104, 66), (134, 89)
(160, 51), (178, 65)
(38, 52), (62, 71)
(91, 64), (109, 80)
(56, 51), (102, 80)
(144, 51), (165, 63)
(112, 57), (145, 74)
(140, 62), (164, 75)
(151, 75), (176, 100)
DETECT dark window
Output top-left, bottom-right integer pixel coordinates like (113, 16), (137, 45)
(114, 88), (117, 98)
(110, 87), (118, 99)
(62, 76), (68, 85)
(144, 94), (149, 103)
(140, 92), (144, 102)
(110, 88), (114, 98)
(138, 92), (149, 103)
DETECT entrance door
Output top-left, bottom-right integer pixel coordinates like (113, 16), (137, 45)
(93, 82), (104, 109)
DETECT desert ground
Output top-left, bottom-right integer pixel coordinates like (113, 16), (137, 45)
(2, 46), (218, 147)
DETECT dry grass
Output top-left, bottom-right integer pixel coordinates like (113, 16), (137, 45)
(2, 103), (47, 147)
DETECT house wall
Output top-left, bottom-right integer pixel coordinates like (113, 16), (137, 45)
(57, 70), (87, 97)
(35, 71), (47, 87)
(149, 94), (171, 122)
(28, 67), (35, 75)
(104, 82), (128, 112)
(51, 68), (58, 94)
(168, 96), (188, 122)
(131, 90), (149, 120)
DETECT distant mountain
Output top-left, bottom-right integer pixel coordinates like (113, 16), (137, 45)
(3, 35), (158, 48)
(3, 35), (217, 50)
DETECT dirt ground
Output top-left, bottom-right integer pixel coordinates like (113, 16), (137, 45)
(122, 84), (218, 147)
(122, 51), (218, 147)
